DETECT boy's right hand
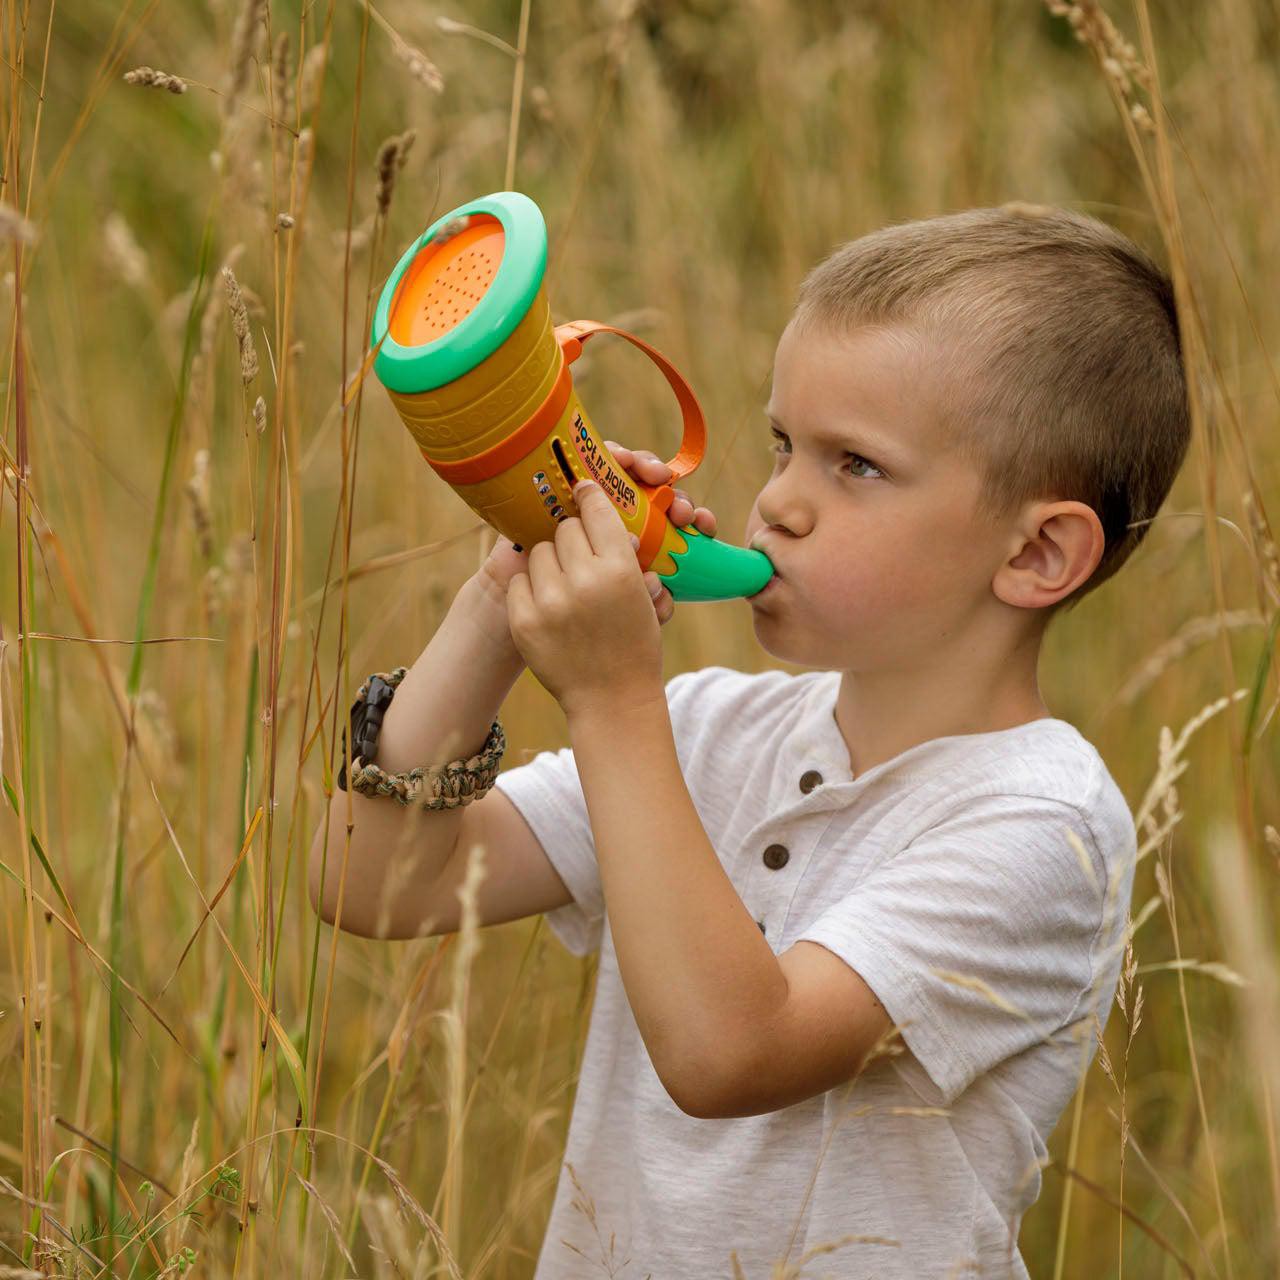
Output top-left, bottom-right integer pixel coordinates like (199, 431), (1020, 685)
(471, 441), (718, 631)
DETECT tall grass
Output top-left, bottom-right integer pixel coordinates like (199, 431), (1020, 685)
(1, 0), (1277, 1275)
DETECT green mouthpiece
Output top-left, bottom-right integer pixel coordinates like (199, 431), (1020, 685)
(658, 527), (776, 603)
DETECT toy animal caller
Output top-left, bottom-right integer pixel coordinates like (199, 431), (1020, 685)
(368, 190), (776, 602)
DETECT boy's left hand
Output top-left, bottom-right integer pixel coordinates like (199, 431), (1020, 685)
(505, 479), (665, 719)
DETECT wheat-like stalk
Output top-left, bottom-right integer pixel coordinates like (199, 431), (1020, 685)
(101, 211), (149, 289)
(227, 0), (267, 109)
(374, 129), (417, 220)
(391, 30), (445, 93)
(0, 201), (37, 244)
(184, 448), (213, 561)
(123, 65), (188, 94)
(1044, 0), (1155, 133)
(220, 264), (260, 385)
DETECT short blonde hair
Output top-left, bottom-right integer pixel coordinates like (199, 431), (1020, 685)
(791, 203), (1190, 621)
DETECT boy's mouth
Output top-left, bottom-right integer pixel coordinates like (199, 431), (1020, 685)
(750, 540), (783, 579)
(750, 575), (780, 596)
(750, 536), (780, 566)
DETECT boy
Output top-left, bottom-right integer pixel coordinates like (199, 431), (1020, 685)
(310, 203), (1188, 1278)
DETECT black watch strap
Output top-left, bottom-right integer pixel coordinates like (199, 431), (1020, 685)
(337, 670), (402, 791)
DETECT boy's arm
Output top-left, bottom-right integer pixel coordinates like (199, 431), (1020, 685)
(307, 572), (526, 939)
(567, 697), (892, 1120)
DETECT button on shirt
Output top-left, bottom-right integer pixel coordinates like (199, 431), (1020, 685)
(493, 665), (1137, 1280)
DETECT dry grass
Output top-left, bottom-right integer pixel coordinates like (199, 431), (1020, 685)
(1, 0), (1278, 1276)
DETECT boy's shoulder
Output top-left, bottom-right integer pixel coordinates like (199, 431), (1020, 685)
(941, 715), (1114, 810)
(900, 717), (1137, 905)
(664, 663), (824, 719)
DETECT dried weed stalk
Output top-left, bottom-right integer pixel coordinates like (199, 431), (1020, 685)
(375, 129), (417, 219)
(1044, 0), (1155, 133)
(185, 448), (213, 561)
(228, 0), (268, 110)
(220, 264), (260, 384)
(123, 65), (188, 94)
(391, 31), (445, 93)
(0, 201), (38, 245)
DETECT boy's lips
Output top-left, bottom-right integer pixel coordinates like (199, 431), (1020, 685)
(748, 543), (784, 599)
(750, 540), (784, 581)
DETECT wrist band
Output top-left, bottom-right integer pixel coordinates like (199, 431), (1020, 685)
(336, 665), (506, 810)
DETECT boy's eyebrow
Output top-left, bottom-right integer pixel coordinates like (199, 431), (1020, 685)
(764, 409), (911, 467)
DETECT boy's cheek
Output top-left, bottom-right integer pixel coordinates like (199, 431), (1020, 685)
(834, 548), (957, 622)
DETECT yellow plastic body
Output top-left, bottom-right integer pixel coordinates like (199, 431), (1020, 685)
(384, 283), (690, 577)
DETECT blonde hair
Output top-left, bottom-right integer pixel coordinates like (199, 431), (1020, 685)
(791, 202), (1190, 622)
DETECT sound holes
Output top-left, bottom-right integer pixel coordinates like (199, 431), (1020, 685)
(418, 247), (499, 336)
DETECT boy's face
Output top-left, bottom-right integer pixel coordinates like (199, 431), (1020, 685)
(743, 318), (1014, 671)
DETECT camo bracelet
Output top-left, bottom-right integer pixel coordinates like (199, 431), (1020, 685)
(339, 666), (506, 809)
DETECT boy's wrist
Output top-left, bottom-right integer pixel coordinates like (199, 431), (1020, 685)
(457, 572), (524, 668)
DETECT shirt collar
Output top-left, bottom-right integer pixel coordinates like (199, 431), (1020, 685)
(786, 669), (1077, 809)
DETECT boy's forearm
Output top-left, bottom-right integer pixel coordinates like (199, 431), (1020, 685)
(308, 574), (526, 937)
(566, 692), (789, 1115)
(374, 573), (522, 770)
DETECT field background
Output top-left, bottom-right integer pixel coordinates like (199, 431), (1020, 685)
(2, 0), (1279, 1275)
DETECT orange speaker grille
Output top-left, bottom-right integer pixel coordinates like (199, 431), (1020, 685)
(388, 214), (505, 347)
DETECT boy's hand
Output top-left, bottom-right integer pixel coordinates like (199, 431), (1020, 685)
(505, 477), (665, 718)
(474, 440), (718, 628)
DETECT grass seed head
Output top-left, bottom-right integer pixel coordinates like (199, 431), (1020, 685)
(124, 65), (188, 94)
(220, 264), (260, 384)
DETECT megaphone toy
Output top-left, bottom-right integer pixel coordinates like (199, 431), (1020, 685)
(369, 191), (776, 602)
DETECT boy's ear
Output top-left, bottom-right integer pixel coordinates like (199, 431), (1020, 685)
(992, 500), (1106, 610)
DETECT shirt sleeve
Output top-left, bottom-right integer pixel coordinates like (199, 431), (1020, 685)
(794, 793), (1122, 1106)
(492, 744), (601, 956)
(491, 669), (705, 957)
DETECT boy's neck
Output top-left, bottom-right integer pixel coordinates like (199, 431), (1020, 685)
(833, 633), (1050, 780)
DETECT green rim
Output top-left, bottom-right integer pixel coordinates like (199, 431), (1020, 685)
(371, 190), (548, 394)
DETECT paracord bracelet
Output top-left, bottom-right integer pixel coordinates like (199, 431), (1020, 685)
(337, 666), (506, 810)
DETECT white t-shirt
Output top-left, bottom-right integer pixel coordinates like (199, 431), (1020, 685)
(493, 665), (1137, 1280)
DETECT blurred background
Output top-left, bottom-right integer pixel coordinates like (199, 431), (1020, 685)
(2, 0), (1278, 1274)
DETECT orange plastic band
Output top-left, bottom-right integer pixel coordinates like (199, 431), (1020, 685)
(636, 480), (674, 572)
(553, 320), (707, 483)
(422, 322), (708, 534)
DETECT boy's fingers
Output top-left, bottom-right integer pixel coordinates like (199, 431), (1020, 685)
(616, 443), (669, 472)
(606, 446), (713, 535)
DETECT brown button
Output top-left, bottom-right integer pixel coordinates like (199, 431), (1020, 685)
(800, 769), (823, 794)
(762, 843), (790, 870)
(757, 919), (767, 934)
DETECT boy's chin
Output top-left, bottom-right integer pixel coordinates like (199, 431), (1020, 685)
(749, 614), (798, 662)
(750, 613), (848, 671)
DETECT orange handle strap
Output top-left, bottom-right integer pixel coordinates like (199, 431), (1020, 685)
(555, 321), (707, 485)
(422, 322), (706, 563)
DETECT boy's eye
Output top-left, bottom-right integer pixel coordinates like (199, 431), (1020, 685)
(768, 428), (884, 480)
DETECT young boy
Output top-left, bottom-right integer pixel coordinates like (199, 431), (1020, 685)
(310, 203), (1188, 1278)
